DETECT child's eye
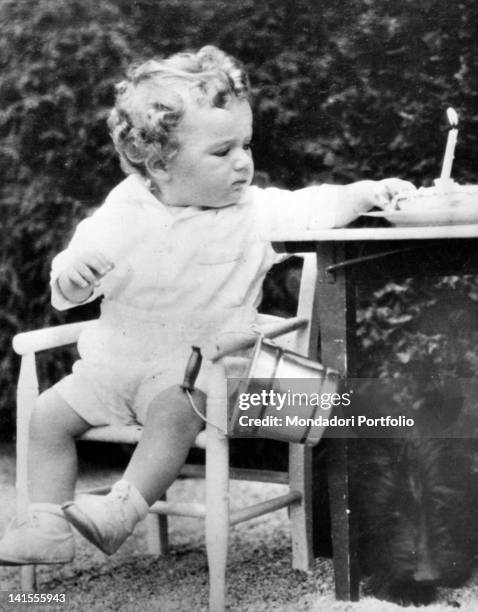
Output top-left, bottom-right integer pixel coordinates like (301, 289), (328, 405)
(213, 148), (230, 157)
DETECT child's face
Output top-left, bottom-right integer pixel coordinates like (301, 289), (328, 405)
(156, 97), (254, 209)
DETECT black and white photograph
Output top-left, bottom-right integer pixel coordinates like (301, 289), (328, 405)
(1, 1), (477, 610)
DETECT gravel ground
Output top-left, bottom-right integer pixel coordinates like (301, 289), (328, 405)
(1, 443), (478, 612)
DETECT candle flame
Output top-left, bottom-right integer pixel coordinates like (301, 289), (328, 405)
(446, 107), (458, 127)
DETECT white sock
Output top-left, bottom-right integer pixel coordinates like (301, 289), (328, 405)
(110, 480), (149, 521)
(28, 503), (71, 532)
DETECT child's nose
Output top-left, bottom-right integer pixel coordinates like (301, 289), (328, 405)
(233, 149), (251, 171)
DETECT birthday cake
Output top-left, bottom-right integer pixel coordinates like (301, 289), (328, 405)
(367, 108), (478, 225)
(366, 180), (478, 226)
(389, 180), (478, 211)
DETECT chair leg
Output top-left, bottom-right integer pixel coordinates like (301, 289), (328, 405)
(205, 429), (229, 612)
(326, 438), (359, 600)
(144, 494), (168, 556)
(288, 443), (314, 571)
(21, 566), (37, 591)
(17, 353), (38, 590)
(205, 363), (229, 612)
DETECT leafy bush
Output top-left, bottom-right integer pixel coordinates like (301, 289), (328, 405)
(0, 0), (132, 437)
(1, 0), (477, 439)
(356, 276), (478, 415)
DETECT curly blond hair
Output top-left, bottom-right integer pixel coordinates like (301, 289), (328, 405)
(108, 46), (250, 177)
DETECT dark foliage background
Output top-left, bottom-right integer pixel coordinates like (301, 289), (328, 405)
(1, 0), (478, 440)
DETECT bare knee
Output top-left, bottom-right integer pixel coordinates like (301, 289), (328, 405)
(145, 385), (205, 436)
(30, 388), (90, 439)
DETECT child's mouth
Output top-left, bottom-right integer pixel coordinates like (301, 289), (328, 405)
(232, 179), (248, 188)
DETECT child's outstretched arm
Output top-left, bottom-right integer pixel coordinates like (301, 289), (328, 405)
(56, 251), (114, 304)
(252, 178), (416, 235)
(333, 178), (416, 227)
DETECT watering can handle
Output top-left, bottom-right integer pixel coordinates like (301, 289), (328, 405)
(181, 347), (225, 432)
(181, 346), (202, 392)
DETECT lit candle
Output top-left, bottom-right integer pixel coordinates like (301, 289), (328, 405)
(440, 107), (459, 180)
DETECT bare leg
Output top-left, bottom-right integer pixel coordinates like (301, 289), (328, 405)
(61, 385), (204, 555)
(0, 389), (90, 564)
(28, 388), (92, 504)
(123, 385), (205, 505)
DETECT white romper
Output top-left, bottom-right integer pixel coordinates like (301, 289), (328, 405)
(50, 174), (342, 425)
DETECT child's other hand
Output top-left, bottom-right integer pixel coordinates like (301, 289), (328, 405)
(57, 251), (114, 303)
(372, 178), (416, 210)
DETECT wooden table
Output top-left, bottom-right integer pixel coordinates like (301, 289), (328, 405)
(269, 223), (478, 600)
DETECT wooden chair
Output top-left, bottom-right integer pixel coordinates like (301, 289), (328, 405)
(11, 253), (354, 611)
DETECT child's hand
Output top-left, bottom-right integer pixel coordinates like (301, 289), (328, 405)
(372, 178), (417, 210)
(342, 179), (416, 217)
(57, 251), (114, 303)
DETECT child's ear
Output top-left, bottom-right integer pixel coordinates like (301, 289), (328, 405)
(146, 157), (171, 184)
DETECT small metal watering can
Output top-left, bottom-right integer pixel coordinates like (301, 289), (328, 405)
(229, 336), (340, 445)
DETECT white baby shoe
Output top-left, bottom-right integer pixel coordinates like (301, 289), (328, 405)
(0, 503), (74, 565)
(62, 480), (148, 555)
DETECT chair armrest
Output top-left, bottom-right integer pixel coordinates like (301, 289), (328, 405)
(12, 320), (97, 355)
(202, 316), (309, 362)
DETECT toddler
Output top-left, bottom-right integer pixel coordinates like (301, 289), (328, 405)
(0, 46), (414, 564)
